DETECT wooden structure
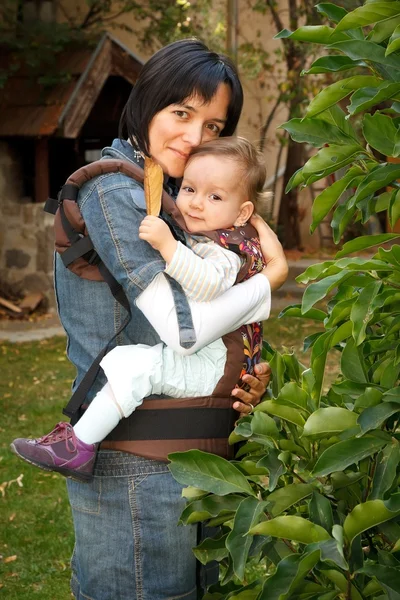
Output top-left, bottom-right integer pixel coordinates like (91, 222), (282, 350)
(0, 34), (143, 203)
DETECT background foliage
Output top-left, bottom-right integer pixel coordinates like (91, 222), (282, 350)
(169, 2), (400, 598)
(0, 0), (332, 247)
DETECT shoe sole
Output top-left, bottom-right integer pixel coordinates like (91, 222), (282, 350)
(9, 443), (93, 483)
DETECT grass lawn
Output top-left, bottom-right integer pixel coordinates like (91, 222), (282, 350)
(0, 337), (75, 599)
(0, 312), (339, 599)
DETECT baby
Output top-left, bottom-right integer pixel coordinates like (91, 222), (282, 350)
(11, 137), (287, 480)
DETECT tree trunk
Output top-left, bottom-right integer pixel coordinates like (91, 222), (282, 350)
(278, 136), (304, 249)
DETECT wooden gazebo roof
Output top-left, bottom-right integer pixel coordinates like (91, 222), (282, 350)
(0, 34), (143, 139)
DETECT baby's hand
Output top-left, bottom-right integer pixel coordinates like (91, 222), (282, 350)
(139, 215), (170, 250)
(139, 215), (177, 262)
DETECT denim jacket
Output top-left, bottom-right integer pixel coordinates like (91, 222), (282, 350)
(54, 139), (194, 401)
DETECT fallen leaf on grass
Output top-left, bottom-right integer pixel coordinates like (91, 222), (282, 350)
(18, 414), (27, 421)
(9, 513), (16, 522)
(4, 555), (17, 563)
(0, 474), (24, 497)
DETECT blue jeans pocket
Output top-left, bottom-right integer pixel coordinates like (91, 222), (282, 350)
(68, 478), (101, 514)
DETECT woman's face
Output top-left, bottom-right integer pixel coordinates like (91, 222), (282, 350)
(148, 83), (231, 178)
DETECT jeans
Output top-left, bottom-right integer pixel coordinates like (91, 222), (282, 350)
(67, 451), (200, 600)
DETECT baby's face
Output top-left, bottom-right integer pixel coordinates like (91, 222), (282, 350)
(176, 154), (250, 233)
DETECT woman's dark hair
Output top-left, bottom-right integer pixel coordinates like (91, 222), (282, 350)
(119, 38), (243, 155)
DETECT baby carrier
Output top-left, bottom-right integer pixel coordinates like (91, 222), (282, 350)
(45, 158), (265, 460)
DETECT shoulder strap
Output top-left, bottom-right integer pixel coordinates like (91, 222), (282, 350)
(55, 160), (145, 419)
(56, 159), (258, 418)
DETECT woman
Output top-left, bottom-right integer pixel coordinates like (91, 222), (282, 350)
(55, 39), (281, 600)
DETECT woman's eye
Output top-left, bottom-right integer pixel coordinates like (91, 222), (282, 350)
(206, 123), (220, 134)
(174, 110), (189, 118)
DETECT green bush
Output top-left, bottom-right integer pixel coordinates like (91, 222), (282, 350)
(168, 2), (400, 599)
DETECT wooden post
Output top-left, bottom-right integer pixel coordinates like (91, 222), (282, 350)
(227, 0), (238, 65)
(34, 137), (49, 203)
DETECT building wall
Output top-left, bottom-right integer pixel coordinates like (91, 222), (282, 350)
(0, 142), (56, 305)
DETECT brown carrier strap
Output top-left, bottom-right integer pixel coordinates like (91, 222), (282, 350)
(47, 158), (258, 437)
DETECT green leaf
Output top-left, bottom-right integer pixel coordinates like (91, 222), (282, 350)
(332, 202), (357, 244)
(370, 440), (400, 500)
(309, 491), (334, 532)
(311, 322), (352, 406)
(301, 144), (366, 187)
(305, 76), (381, 118)
(268, 483), (315, 517)
(277, 381), (309, 412)
(316, 3), (348, 24)
(344, 496), (400, 544)
(336, 2), (400, 32)
(226, 497), (268, 580)
(363, 579), (384, 597)
(181, 486), (209, 500)
(358, 564), (400, 597)
(384, 387), (400, 403)
(226, 582), (261, 599)
(306, 538), (349, 570)
(311, 168), (364, 233)
(389, 190), (400, 229)
(376, 191), (393, 213)
(257, 450), (286, 492)
(335, 233), (400, 257)
(363, 112), (400, 156)
(357, 402), (400, 435)
(279, 304), (327, 321)
(331, 471), (365, 490)
(319, 104), (359, 140)
(303, 55), (365, 75)
(168, 450), (256, 496)
(297, 260), (336, 284)
(275, 25), (349, 44)
(351, 281), (382, 346)
(255, 400), (305, 427)
(370, 14), (400, 43)
(323, 569), (363, 600)
(328, 40), (400, 77)
(348, 82), (400, 116)
(285, 167), (306, 193)
(258, 550), (320, 600)
(250, 411), (280, 439)
(302, 271), (353, 313)
(354, 387), (383, 410)
(281, 117), (355, 147)
(312, 434), (387, 477)
(387, 24), (400, 56)
(303, 407), (359, 440)
(352, 163), (400, 205)
(250, 516), (331, 544)
(270, 350), (285, 398)
(193, 534), (229, 565)
(179, 494), (244, 525)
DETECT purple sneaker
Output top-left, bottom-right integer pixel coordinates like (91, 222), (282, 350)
(10, 422), (97, 482)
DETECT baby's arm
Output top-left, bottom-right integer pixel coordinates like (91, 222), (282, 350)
(251, 214), (288, 291)
(139, 215), (241, 302)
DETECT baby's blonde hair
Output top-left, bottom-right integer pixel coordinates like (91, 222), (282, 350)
(187, 136), (268, 210)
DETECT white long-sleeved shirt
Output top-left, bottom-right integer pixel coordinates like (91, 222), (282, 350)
(136, 271), (271, 356)
(164, 234), (242, 302)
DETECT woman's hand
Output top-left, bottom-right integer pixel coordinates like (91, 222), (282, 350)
(231, 362), (272, 414)
(250, 214), (289, 291)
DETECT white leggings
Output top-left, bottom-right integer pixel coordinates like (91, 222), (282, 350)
(99, 339), (227, 417)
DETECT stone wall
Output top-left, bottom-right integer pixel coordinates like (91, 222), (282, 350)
(0, 142), (56, 307)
